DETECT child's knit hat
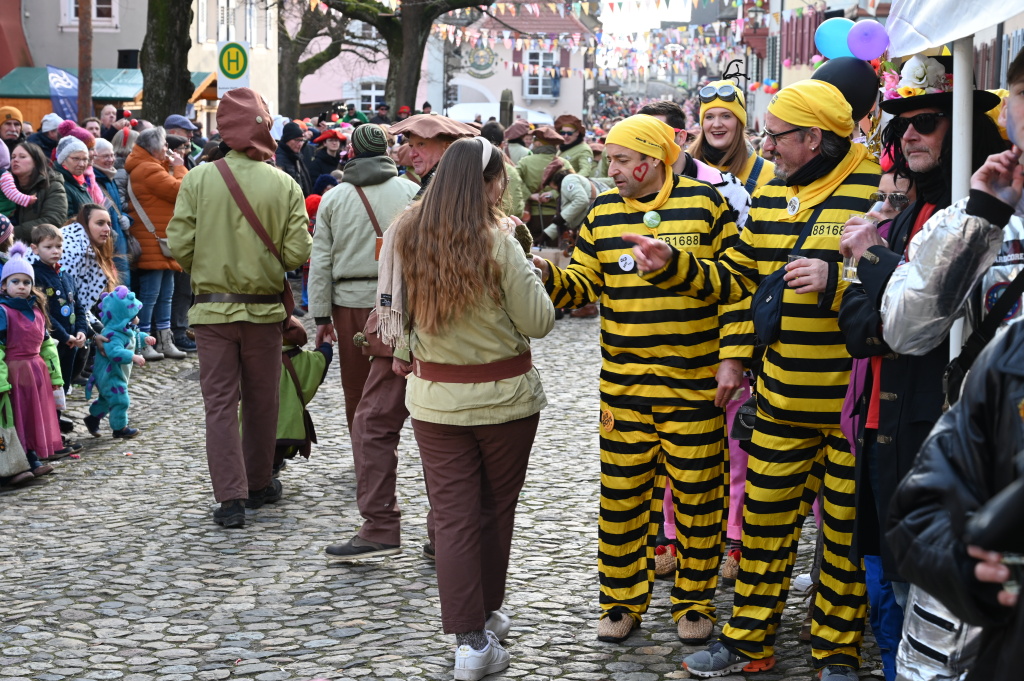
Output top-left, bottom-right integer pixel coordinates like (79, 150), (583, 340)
(2, 242), (34, 284)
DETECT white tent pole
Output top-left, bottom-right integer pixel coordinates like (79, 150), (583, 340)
(949, 36), (975, 360)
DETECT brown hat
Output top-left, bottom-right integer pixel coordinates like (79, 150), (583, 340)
(531, 126), (564, 146)
(504, 119), (531, 141)
(389, 113), (478, 141)
(541, 158), (569, 188)
(282, 316), (308, 347)
(554, 114), (583, 132)
(0, 106), (22, 124)
(589, 141), (605, 153)
(216, 88), (277, 162)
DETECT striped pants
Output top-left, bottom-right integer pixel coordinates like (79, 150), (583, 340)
(598, 400), (726, 624)
(720, 413), (866, 669)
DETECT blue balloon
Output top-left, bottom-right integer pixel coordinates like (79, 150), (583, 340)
(815, 18), (856, 60)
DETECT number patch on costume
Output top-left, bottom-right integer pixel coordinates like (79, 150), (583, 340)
(658, 233), (702, 248)
(810, 223), (845, 237)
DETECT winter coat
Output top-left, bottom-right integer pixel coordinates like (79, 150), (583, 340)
(507, 142), (530, 165)
(500, 162), (526, 218)
(32, 261), (87, 344)
(559, 138), (595, 178)
(887, 318), (1024, 681)
(56, 164), (94, 220)
(308, 156), (418, 315)
(305, 147), (342, 181)
(93, 167), (132, 287)
(123, 145), (186, 272)
(276, 145), (313, 197)
(517, 147), (572, 221)
(166, 149), (312, 326)
(26, 131), (58, 160)
(11, 169), (68, 243)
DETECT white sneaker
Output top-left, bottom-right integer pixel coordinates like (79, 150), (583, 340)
(484, 610), (511, 641)
(453, 631), (510, 680)
(792, 573), (814, 595)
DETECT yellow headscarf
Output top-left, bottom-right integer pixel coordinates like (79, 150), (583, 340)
(699, 80), (747, 128)
(767, 80), (854, 137)
(605, 114), (680, 212)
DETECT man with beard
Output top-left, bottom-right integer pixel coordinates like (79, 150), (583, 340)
(0, 107), (25, 155)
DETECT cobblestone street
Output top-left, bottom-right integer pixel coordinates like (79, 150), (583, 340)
(0, 313), (879, 681)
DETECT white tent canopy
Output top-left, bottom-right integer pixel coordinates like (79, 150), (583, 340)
(445, 102), (554, 125)
(887, 0), (1020, 57)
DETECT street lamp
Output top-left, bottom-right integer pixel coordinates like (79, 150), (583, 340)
(746, 3), (766, 30)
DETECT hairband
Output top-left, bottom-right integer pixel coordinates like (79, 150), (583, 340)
(478, 137), (493, 167)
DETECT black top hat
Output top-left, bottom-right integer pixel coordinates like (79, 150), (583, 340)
(880, 55), (1000, 115)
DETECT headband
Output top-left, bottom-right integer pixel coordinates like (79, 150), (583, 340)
(478, 137), (493, 167)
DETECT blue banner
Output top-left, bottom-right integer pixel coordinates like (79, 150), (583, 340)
(46, 65), (79, 121)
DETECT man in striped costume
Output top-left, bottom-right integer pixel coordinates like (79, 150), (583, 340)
(533, 114), (741, 645)
(625, 80), (880, 681)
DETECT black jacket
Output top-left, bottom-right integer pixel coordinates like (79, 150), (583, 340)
(305, 147), (341, 181)
(838, 202), (949, 579)
(275, 146), (312, 197)
(887, 318), (1024, 681)
(26, 131), (58, 159)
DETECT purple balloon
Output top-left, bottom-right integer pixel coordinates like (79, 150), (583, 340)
(847, 20), (889, 61)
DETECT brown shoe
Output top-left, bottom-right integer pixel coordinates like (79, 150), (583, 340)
(721, 549), (740, 584)
(570, 302), (599, 318)
(32, 464), (54, 477)
(654, 544), (676, 578)
(597, 613), (638, 643)
(800, 584), (817, 643)
(677, 610), (714, 644)
(9, 470), (34, 486)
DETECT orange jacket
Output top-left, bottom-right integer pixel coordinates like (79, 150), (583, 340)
(124, 145), (186, 271)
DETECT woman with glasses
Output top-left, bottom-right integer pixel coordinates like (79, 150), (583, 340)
(688, 80), (775, 196)
(553, 114), (594, 178)
(54, 132), (98, 221)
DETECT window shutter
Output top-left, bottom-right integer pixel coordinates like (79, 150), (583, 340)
(560, 48), (570, 69)
(513, 48), (522, 77)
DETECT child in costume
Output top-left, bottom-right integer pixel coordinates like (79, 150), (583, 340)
(83, 285), (154, 439)
(270, 317), (332, 475)
(0, 243), (61, 479)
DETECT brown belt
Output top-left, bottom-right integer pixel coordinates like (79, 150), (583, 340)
(412, 350), (533, 384)
(194, 293), (282, 304)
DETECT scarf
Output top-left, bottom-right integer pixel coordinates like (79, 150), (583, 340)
(374, 222), (408, 351)
(778, 143), (869, 222)
(911, 165), (948, 206)
(621, 169), (675, 213)
(701, 140), (727, 166)
(84, 166), (105, 205)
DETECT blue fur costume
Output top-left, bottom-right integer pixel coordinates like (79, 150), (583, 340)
(86, 286), (149, 431)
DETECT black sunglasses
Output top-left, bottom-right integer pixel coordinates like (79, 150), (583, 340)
(890, 111), (948, 137)
(560, 129), (577, 136)
(762, 126), (802, 145)
(699, 83), (738, 104)
(870, 192), (911, 210)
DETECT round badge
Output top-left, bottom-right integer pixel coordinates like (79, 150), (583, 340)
(618, 253), (635, 272)
(600, 409), (615, 432)
(643, 211), (661, 229)
(787, 197), (800, 215)
(60, 304), (72, 317)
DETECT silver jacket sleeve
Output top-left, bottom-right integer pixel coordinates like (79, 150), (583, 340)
(880, 198), (1004, 355)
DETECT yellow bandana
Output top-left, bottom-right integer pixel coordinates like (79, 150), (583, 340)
(606, 114), (680, 212)
(700, 80), (747, 128)
(767, 80), (854, 137)
(781, 143), (872, 222)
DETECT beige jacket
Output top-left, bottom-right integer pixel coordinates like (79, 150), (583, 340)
(406, 231), (555, 426)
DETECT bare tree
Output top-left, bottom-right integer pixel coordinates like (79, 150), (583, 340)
(322, 0), (492, 111)
(277, 0), (384, 115)
(140, 0), (195, 124)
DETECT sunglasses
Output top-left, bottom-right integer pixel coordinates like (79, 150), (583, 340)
(870, 192), (911, 210)
(761, 126), (802, 145)
(699, 83), (738, 104)
(560, 129), (577, 136)
(890, 111), (948, 137)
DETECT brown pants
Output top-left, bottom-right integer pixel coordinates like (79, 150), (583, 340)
(194, 322), (283, 503)
(331, 305), (372, 429)
(351, 355), (410, 545)
(412, 412), (539, 634)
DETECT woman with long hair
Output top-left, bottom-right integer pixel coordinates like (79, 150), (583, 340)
(61, 203), (120, 321)
(8, 142), (68, 243)
(688, 80), (775, 194)
(381, 136), (554, 680)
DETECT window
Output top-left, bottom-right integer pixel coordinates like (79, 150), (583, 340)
(198, 0), (208, 43)
(359, 81), (386, 111)
(356, 21), (379, 40)
(63, 0), (119, 28)
(523, 51), (556, 99)
(246, 0), (256, 42)
(217, 0), (236, 41)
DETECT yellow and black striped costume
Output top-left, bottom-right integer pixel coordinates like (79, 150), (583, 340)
(546, 173), (740, 625)
(643, 146), (880, 669)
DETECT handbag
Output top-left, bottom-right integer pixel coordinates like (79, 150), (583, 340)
(0, 394), (29, 478)
(126, 179), (175, 259)
(943, 272), (1024, 406)
(751, 204), (827, 346)
(355, 308), (393, 358)
(212, 159), (295, 316)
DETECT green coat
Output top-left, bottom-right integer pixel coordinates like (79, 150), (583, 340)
(276, 346), (329, 454)
(56, 164), (93, 220)
(501, 162), (526, 218)
(166, 150), (312, 326)
(11, 170), (68, 243)
(516, 147), (572, 221)
(559, 140), (595, 178)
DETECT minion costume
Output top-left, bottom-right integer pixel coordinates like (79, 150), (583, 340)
(542, 114), (740, 642)
(697, 80), (775, 194)
(641, 81), (879, 677)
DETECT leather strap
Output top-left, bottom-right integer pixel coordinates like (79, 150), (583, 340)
(213, 159), (282, 262)
(194, 293), (282, 304)
(127, 178), (158, 236)
(282, 354), (306, 411)
(354, 186), (383, 237)
(412, 350), (533, 384)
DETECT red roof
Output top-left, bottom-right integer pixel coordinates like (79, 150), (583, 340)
(471, 5), (591, 36)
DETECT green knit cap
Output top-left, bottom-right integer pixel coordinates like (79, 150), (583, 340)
(351, 124), (388, 156)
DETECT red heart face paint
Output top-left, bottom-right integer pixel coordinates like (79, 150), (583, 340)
(632, 162), (649, 182)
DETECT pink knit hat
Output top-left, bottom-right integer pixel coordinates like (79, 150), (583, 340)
(57, 120), (96, 149)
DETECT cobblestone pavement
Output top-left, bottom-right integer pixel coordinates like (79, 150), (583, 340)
(0, 313), (880, 681)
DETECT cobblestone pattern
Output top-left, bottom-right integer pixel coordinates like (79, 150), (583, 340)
(0, 313), (880, 680)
